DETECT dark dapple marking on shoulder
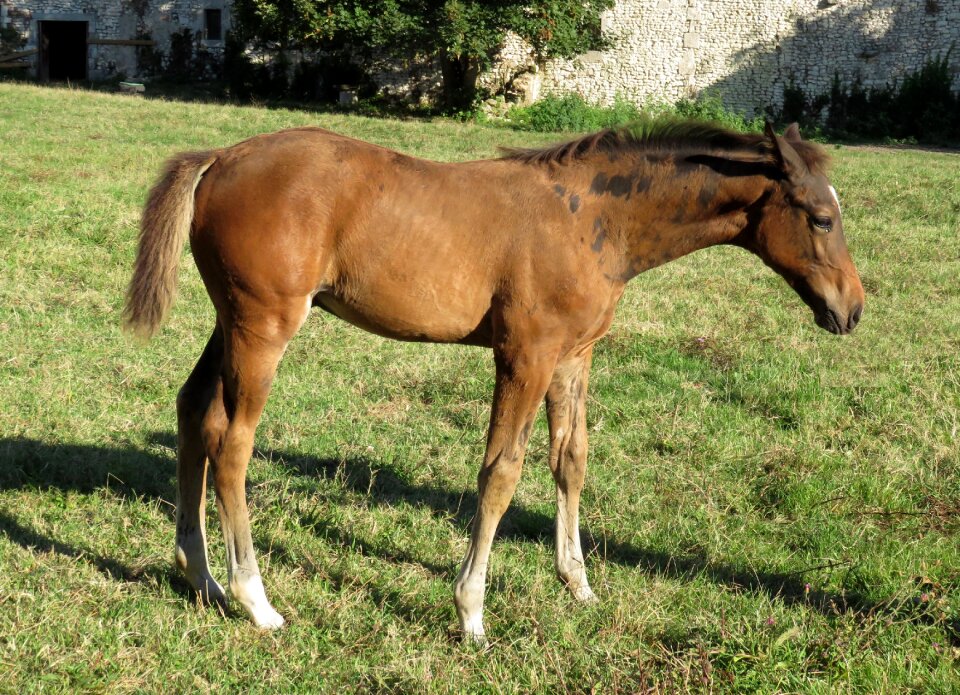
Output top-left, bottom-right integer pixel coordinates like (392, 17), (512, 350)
(590, 172), (634, 199)
(635, 176), (652, 194)
(671, 183), (691, 223)
(569, 194), (581, 213)
(592, 217), (607, 253)
(590, 173), (609, 195)
(378, 183), (385, 192)
(606, 175), (634, 198)
(554, 184), (567, 198)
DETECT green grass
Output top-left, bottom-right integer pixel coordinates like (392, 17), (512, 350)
(1, 82), (958, 693)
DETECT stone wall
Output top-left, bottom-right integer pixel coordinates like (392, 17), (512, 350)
(4, 0), (958, 113)
(535, 0), (960, 115)
(1, 1), (230, 80)
(350, 0), (960, 115)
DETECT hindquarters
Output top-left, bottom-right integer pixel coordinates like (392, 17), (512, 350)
(191, 128), (510, 345)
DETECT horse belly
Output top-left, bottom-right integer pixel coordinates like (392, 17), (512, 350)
(313, 280), (492, 345)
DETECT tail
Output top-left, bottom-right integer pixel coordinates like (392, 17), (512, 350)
(122, 151), (217, 339)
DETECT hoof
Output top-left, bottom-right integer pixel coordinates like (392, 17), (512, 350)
(570, 584), (598, 603)
(183, 570), (227, 608)
(461, 629), (489, 649)
(250, 605), (286, 630)
(232, 574), (285, 629)
(198, 579), (227, 607)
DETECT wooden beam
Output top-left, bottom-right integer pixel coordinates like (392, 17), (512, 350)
(0, 48), (38, 61)
(0, 62), (31, 70)
(87, 38), (157, 47)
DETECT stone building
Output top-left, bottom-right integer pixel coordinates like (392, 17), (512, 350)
(2, 1), (958, 116)
(0, 1), (230, 81)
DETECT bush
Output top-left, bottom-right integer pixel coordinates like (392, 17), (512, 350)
(224, 32), (276, 100)
(672, 93), (766, 133)
(0, 26), (25, 53)
(896, 52), (958, 141)
(506, 92), (763, 134)
(774, 52), (959, 143)
(506, 93), (642, 132)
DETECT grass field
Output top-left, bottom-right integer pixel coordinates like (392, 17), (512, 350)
(1, 82), (958, 693)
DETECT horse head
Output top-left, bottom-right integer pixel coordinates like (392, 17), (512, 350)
(743, 123), (865, 335)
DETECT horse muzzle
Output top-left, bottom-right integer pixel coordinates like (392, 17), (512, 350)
(815, 302), (863, 335)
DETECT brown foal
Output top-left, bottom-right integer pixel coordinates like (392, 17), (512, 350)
(124, 120), (864, 639)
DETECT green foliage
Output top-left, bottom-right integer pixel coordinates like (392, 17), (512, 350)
(134, 32), (165, 77)
(133, 28), (222, 83)
(672, 93), (766, 133)
(0, 25), (25, 53)
(896, 51), (958, 141)
(165, 29), (198, 82)
(230, 0), (614, 108)
(233, 0), (612, 62)
(774, 53), (960, 143)
(507, 93), (641, 132)
(504, 0), (613, 60)
(506, 92), (764, 134)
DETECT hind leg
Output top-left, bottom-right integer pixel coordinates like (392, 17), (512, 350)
(212, 298), (308, 628)
(175, 326), (227, 605)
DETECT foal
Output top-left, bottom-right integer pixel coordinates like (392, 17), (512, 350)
(125, 121), (864, 640)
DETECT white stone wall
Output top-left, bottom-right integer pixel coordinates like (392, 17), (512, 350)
(4, 0), (958, 112)
(2, 1), (230, 80)
(537, 0), (960, 114)
(350, 0), (960, 114)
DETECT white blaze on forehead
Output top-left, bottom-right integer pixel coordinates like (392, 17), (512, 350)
(829, 185), (841, 214)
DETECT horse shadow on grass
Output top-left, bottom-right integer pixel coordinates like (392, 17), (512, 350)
(1, 433), (955, 643)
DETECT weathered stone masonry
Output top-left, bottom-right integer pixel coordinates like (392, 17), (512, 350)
(382, 0), (960, 114)
(1, 1), (230, 80)
(530, 0), (960, 114)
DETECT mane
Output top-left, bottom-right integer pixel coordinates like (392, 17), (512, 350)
(501, 118), (829, 174)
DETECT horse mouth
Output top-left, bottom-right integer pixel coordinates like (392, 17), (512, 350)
(815, 304), (861, 335)
(788, 276), (860, 336)
(815, 308), (845, 335)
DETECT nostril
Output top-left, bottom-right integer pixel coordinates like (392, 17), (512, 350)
(848, 304), (863, 330)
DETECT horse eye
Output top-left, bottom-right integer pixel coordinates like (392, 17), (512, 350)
(812, 215), (833, 232)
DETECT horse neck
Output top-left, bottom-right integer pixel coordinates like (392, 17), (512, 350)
(566, 150), (775, 282)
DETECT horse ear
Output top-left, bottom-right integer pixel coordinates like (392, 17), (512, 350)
(765, 122), (808, 180)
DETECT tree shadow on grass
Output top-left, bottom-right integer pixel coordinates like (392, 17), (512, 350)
(0, 509), (189, 588)
(0, 436), (195, 597)
(263, 441), (959, 644)
(1, 434), (955, 643)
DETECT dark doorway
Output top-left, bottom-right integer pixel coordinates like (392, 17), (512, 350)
(205, 9), (222, 41)
(39, 21), (88, 81)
